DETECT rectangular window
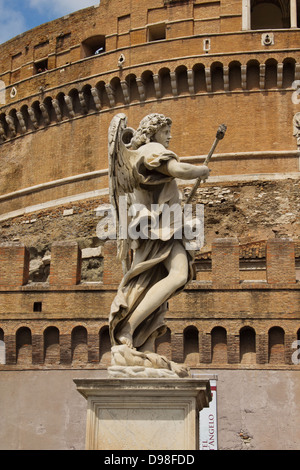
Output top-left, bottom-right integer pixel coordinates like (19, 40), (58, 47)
(34, 59), (48, 74)
(33, 302), (42, 312)
(148, 23), (166, 42)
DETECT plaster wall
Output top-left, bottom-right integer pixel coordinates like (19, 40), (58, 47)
(0, 369), (299, 450)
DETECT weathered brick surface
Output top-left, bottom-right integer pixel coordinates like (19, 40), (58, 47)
(0, 237), (298, 369)
(0, 0), (299, 216)
(266, 239), (296, 284)
(0, 243), (29, 287)
(49, 241), (82, 286)
(102, 240), (124, 285)
(171, 332), (184, 363)
(0, 1), (299, 450)
(211, 238), (240, 287)
(0, 1), (299, 371)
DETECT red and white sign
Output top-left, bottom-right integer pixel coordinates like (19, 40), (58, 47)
(199, 380), (218, 450)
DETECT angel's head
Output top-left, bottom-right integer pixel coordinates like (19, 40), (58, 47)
(131, 113), (172, 149)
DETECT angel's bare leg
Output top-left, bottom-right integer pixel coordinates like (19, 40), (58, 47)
(116, 241), (189, 348)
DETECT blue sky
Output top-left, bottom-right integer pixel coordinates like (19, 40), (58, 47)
(0, 0), (99, 44)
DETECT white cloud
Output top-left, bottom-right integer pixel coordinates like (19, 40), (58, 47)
(29, 0), (99, 17)
(0, 0), (27, 44)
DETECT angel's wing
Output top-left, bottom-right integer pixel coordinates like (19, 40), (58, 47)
(108, 113), (137, 272)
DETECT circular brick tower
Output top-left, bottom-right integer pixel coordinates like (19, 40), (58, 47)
(0, 0), (299, 226)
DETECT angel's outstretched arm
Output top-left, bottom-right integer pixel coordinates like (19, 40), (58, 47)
(165, 158), (210, 181)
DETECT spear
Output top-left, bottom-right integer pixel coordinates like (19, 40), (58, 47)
(185, 124), (227, 204)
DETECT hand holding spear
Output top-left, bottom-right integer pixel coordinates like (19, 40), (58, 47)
(185, 124), (227, 204)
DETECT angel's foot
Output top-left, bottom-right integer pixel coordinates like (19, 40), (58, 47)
(116, 324), (134, 349)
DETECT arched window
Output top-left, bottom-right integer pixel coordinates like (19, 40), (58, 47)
(56, 92), (69, 119)
(229, 62), (242, 91)
(184, 326), (199, 364)
(265, 59), (278, 89)
(211, 62), (224, 92)
(246, 60), (260, 89)
(94, 81), (110, 109)
(252, 1), (288, 29)
(43, 96), (56, 123)
(155, 328), (171, 360)
(20, 105), (30, 132)
(16, 327), (32, 365)
(141, 70), (156, 100)
(71, 326), (88, 363)
(44, 327), (60, 364)
(126, 74), (140, 103)
(8, 109), (18, 136)
(68, 89), (82, 115)
(193, 64), (206, 93)
(211, 327), (227, 363)
(99, 326), (111, 364)
(110, 77), (125, 106)
(159, 68), (172, 97)
(31, 100), (43, 127)
(243, 1), (299, 30)
(268, 327), (285, 363)
(240, 327), (256, 363)
(0, 329), (5, 365)
(81, 35), (106, 58)
(282, 58), (296, 88)
(176, 65), (189, 95)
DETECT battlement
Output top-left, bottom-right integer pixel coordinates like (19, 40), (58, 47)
(0, 237), (297, 290)
(0, 237), (299, 370)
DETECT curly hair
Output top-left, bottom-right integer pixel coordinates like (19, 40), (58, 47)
(130, 113), (172, 149)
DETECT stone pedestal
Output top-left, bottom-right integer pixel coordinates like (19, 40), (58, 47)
(74, 377), (211, 450)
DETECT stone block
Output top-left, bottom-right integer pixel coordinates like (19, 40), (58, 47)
(211, 238), (240, 287)
(74, 377), (211, 450)
(49, 241), (81, 286)
(0, 243), (29, 287)
(102, 240), (124, 285)
(266, 238), (296, 284)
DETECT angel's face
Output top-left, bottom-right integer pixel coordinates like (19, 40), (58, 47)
(153, 125), (172, 148)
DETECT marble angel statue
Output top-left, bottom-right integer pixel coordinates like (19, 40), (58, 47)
(107, 113), (210, 378)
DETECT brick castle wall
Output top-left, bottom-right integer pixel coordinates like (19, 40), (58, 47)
(0, 237), (298, 369)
